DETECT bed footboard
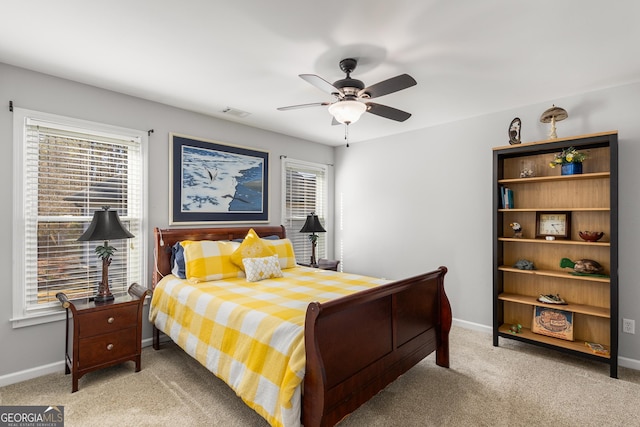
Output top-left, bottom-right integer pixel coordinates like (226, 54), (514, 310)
(303, 266), (451, 427)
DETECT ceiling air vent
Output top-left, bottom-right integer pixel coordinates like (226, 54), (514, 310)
(221, 107), (251, 118)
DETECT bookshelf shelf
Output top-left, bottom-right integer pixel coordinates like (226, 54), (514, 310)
(497, 324), (610, 359)
(498, 293), (610, 318)
(498, 265), (611, 283)
(498, 237), (610, 247)
(498, 171), (610, 185)
(498, 208), (610, 212)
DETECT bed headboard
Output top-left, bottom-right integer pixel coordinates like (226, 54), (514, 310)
(152, 225), (286, 288)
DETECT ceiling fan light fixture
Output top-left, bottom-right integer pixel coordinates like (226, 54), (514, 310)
(328, 100), (367, 124)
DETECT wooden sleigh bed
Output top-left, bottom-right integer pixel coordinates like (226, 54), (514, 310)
(151, 225), (452, 427)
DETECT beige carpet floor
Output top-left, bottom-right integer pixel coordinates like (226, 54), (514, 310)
(1, 326), (639, 426)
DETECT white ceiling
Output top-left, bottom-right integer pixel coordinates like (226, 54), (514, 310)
(2, 1), (640, 146)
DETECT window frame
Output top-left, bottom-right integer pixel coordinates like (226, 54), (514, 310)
(281, 158), (330, 264)
(11, 108), (148, 328)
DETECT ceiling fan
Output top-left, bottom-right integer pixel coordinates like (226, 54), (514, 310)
(277, 58), (417, 125)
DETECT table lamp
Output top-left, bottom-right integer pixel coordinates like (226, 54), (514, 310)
(78, 206), (134, 303)
(299, 212), (326, 267)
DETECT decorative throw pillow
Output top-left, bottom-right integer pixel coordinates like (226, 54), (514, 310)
(263, 238), (297, 269)
(230, 228), (275, 270)
(181, 240), (244, 282)
(171, 242), (186, 279)
(243, 255), (283, 282)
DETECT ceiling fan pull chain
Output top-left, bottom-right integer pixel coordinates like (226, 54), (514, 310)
(344, 124), (350, 147)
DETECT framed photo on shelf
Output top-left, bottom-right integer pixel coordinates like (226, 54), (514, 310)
(532, 306), (574, 341)
(169, 133), (269, 224)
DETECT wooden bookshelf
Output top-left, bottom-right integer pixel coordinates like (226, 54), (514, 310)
(493, 131), (618, 377)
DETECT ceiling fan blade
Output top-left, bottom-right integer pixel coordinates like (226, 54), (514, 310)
(299, 74), (343, 96)
(366, 102), (412, 122)
(359, 74), (417, 99)
(277, 102), (330, 111)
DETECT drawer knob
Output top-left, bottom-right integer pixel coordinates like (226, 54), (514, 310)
(107, 343), (114, 351)
(107, 317), (115, 324)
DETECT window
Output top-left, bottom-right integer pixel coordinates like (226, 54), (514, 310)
(282, 158), (328, 264)
(12, 108), (147, 327)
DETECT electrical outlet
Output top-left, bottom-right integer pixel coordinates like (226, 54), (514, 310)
(623, 318), (635, 334)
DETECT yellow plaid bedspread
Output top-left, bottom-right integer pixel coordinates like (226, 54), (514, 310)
(149, 266), (389, 427)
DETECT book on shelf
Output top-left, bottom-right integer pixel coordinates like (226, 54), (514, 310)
(500, 186), (514, 209)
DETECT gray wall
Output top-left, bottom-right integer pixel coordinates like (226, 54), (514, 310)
(0, 62), (334, 383)
(335, 82), (640, 370)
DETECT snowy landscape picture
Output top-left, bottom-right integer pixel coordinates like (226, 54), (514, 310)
(170, 134), (269, 224)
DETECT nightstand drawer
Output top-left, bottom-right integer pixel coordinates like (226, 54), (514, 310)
(77, 304), (138, 338)
(77, 327), (137, 369)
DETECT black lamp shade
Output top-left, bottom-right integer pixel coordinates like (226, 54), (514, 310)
(300, 213), (326, 233)
(78, 206), (134, 241)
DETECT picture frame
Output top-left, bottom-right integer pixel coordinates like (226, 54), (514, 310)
(169, 133), (269, 224)
(535, 211), (571, 239)
(531, 306), (574, 341)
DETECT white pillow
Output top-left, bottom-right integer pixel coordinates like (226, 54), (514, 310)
(243, 255), (283, 282)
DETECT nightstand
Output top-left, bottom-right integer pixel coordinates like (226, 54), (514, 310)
(300, 259), (340, 271)
(56, 283), (151, 392)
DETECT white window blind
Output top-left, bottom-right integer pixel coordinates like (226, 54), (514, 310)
(13, 109), (146, 326)
(282, 159), (328, 264)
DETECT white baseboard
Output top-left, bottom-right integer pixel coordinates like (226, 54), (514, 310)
(452, 318), (492, 334)
(0, 338), (157, 388)
(618, 356), (640, 371)
(141, 336), (155, 348)
(0, 360), (65, 388)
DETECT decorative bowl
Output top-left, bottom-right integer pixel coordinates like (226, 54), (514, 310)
(579, 231), (604, 242)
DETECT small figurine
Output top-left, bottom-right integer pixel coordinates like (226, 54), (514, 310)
(560, 258), (604, 275)
(508, 118), (521, 145)
(514, 259), (535, 270)
(510, 222), (523, 238)
(509, 323), (522, 334)
(537, 294), (567, 305)
(520, 168), (535, 178)
(540, 105), (568, 139)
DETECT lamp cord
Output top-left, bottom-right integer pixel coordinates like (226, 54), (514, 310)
(153, 229), (166, 282)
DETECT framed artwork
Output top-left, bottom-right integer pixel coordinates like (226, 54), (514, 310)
(531, 306), (574, 341)
(169, 133), (269, 224)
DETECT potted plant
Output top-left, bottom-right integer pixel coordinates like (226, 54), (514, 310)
(549, 146), (587, 175)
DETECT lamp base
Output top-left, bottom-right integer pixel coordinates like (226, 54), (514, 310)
(94, 293), (115, 304)
(94, 274), (114, 304)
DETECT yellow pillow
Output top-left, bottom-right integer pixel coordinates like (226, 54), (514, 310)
(230, 229), (275, 271)
(181, 240), (244, 282)
(263, 238), (297, 269)
(243, 255), (283, 282)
